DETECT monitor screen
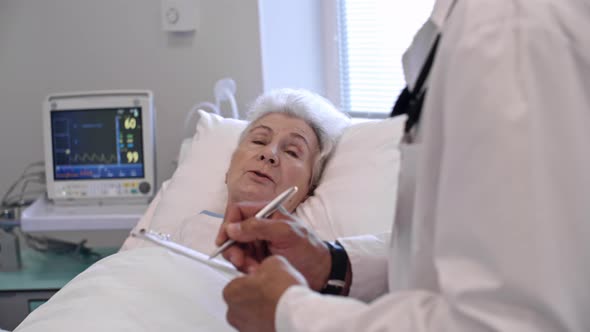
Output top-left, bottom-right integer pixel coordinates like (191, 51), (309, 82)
(50, 107), (145, 180)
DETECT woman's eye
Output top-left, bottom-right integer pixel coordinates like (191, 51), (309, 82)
(286, 150), (299, 158)
(252, 140), (265, 145)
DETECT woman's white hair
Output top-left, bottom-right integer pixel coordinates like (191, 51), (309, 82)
(240, 88), (351, 193)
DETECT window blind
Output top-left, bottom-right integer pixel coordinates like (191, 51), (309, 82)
(337, 0), (434, 118)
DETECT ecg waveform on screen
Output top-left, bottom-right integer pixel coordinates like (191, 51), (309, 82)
(70, 153), (118, 164)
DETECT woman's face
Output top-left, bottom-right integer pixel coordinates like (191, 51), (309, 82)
(225, 113), (320, 211)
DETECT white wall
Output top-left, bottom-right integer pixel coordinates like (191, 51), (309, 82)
(0, 0), (265, 197)
(0, 0), (328, 246)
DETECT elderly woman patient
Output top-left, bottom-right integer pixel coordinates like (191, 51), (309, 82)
(226, 88), (348, 211)
(124, 88), (350, 255)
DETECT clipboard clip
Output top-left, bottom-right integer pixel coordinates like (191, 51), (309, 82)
(132, 228), (171, 241)
(130, 227), (241, 275)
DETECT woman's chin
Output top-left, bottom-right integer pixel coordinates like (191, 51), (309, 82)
(231, 183), (276, 203)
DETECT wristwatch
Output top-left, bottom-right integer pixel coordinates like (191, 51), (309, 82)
(321, 241), (349, 295)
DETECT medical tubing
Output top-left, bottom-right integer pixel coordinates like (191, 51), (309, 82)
(183, 102), (220, 138)
(225, 90), (240, 119)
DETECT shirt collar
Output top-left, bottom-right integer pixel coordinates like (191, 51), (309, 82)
(430, 0), (456, 30)
(402, 0), (456, 90)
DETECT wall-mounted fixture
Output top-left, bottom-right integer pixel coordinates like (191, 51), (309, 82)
(161, 0), (199, 32)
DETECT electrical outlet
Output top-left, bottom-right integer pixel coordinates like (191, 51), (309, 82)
(161, 0), (198, 32)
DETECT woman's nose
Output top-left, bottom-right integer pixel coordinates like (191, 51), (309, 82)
(258, 147), (278, 165)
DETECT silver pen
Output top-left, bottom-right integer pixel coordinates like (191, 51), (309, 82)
(209, 186), (298, 259)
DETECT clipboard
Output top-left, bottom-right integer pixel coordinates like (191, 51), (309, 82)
(131, 228), (240, 274)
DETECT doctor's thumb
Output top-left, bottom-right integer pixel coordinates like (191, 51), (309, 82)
(226, 223), (243, 237)
(226, 218), (278, 244)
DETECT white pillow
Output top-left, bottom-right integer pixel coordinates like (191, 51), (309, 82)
(124, 110), (403, 250)
(296, 118), (402, 239)
(122, 111), (246, 250)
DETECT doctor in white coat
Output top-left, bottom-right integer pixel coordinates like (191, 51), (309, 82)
(218, 0), (590, 331)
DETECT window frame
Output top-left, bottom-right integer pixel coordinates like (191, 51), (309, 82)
(322, 0), (433, 119)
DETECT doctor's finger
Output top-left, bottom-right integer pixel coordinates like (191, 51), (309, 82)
(216, 202), (269, 245)
(221, 243), (262, 273)
(224, 201), (269, 223)
(226, 218), (297, 245)
(215, 226), (229, 247)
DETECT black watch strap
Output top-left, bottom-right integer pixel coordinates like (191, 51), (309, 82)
(321, 241), (349, 295)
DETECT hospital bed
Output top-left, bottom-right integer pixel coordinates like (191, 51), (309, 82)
(13, 109), (405, 332)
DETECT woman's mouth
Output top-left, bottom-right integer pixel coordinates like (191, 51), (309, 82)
(249, 170), (274, 183)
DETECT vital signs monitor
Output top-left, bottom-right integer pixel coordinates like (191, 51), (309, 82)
(43, 91), (156, 205)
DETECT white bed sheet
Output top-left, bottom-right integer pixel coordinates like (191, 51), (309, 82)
(15, 247), (239, 332)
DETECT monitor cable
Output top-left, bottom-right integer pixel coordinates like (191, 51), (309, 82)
(1, 161), (46, 213)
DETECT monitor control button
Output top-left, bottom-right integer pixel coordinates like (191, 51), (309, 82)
(138, 182), (151, 194)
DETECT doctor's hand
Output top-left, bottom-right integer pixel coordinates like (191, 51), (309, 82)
(215, 203), (332, 291)
(223, 255), (307, 332)
(215, 202), (270, 271)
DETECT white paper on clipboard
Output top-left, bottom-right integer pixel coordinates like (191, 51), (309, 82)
(131, 228), (240, 275)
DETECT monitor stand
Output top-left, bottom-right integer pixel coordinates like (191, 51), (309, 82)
(21, 196), (147, 232)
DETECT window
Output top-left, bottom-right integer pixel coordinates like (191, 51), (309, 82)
(330, 0), (434, 118)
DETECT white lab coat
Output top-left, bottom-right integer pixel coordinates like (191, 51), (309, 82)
(275, 0), (590, 331)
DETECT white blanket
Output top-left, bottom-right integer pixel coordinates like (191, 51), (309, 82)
(15, 247), (239, 332)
